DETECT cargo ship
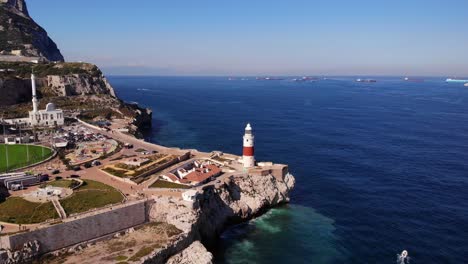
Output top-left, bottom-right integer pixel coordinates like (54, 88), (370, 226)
(446, 78), (468, 83)
(292, 76), (318, 82)
(256, 77), (284, 81)
(356, 79), (377, 82)
(404, 77), (424, 82)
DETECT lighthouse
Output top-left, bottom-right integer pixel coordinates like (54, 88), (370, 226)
(242, 123), (255, 168)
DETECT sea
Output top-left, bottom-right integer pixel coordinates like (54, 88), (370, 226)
(108, 76), (468, 264)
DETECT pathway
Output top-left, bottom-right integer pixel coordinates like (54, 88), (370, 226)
(51, 198), (67, 219)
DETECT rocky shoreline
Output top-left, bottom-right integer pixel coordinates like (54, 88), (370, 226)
(0, 158), (295, 264)
(145, 172), (295, 263)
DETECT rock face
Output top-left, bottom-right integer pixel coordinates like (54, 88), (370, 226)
(46, 74), (116, 97)
(0, 62), (115, 106)
(0, 0), (64, 61)
(166, 241), (213, 264)
(0, 0), (28, 16)
(0, 240), (40, 264)
(149, 172), (295, 262)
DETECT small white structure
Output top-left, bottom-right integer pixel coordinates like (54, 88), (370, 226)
(182, 190), (198, 202)
(4, 74), (64, 127)
(242, 123), (255, 168)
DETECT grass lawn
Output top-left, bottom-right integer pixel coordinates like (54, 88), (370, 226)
(102, 167), (129, 178)
(60, 180), (124, 215)
(47, 179), (82, 189)
(0, 144), (53, 173)
(149, 180), (190, 189)
(47, 180), (74, 188)
(0, 197), (58, 224)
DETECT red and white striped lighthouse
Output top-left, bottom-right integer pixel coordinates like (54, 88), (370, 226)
(243, 123), (255, 168)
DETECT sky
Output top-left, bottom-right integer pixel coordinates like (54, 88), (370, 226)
(28, 0), (468, 76)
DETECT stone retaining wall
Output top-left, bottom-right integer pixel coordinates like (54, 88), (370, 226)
(1, 200), (150, 253)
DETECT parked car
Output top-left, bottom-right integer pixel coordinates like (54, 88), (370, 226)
(70, 175), (80, 179)
(52, 169), (60, 175)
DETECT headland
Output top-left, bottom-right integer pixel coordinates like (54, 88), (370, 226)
(0, 1), (295, 262)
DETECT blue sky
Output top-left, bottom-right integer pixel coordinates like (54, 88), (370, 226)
(28, 0), (468, 76)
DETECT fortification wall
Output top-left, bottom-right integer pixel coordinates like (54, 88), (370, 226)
(2, 200), (149, 253)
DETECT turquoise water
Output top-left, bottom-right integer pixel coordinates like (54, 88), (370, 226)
(110, 76), (468, 263)
(218, 205), (345, 264)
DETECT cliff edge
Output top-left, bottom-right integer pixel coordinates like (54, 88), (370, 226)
(145, 172), (296, 263)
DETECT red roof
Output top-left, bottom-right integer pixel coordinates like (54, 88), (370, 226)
(163, 173), (179, 182)
(184, 164), (222, 183)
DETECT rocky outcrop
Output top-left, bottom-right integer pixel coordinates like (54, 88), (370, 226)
(0, 0), (64, 61)
(126, 102), (153, 132)
(0, 63), (116, 106)
(46, 74), (116, 97)
(166, 241), (213, 264)
(0, 240), (40, 264)
(0, 0), (28, 17)
(0, 77), (31, 105)
(148, 172), (295, 262)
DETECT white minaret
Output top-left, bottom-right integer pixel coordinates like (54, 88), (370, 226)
(242, 123), (255, 168)
(31, 73), (38, 113)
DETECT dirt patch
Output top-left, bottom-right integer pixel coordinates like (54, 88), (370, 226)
(42, 222), (182, 264)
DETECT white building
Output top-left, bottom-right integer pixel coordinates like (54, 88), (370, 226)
(182, 190), (198, 202)
(4, 74), (64, 127)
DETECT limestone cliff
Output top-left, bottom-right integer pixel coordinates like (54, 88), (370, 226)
(0, 241), (40, 264)
(0, 62), (115, 106)
(45, 74), (116, 97)
(0, 61), (152, 133)
(166, 241), (213, 264)
(146, 172), (296, 263)
(0, 0), (64, 62)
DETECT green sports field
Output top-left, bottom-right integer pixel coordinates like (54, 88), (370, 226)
(0, 144), (53, 173)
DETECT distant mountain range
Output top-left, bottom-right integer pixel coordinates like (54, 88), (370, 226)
(0, 0), (64, 61)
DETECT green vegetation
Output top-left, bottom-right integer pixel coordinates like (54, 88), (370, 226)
(102, 167), (128, 178)
(134, 148), (146, 153)
(0, 144), (53, 173)
(46, 180), (73, 188)
(107, 240), (137, 253)
(46, 179), (82, 189)
(0, 62), (102, 79)
(128, 245), (159, 262)
(60, 180), (124, 215)
(115, 256), (128, 261)
(0, 197), (58, 224)
(149, 180), (190, 189)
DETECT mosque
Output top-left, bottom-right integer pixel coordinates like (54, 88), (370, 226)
(3, 74), (64, 127)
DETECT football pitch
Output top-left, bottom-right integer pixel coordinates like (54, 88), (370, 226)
(0, 144), (53, 173)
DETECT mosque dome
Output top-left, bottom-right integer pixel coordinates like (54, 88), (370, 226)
(45, 103), (56, 111)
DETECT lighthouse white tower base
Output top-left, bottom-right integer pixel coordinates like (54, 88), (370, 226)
(243, 123), (255, 168)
